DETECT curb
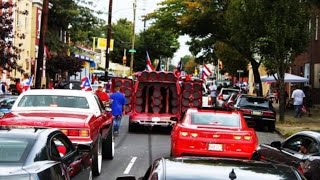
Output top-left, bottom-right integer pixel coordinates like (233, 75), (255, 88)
(274, 127), (285, 137)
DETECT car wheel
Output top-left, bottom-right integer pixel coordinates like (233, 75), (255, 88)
(103, 128), (114, 159)
(92, 134), (102, 176)
(268, 122), (275, 132)
(129, 123), (137, 133)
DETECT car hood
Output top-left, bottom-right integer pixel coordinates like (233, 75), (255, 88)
(0, 165), (28, 176)
(1, 111), (93, 128)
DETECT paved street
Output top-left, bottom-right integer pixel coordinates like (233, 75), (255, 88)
(95, 116), (284, 180)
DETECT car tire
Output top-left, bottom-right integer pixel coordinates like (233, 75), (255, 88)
(268, 122), (275, 132)
(102, 128), (114, 160)
(92, 134), (102, 176)
(129, 123), (137, 133)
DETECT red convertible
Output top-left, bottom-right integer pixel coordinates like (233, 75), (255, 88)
(0, 89), (114, 176)
(171, 107), (258, 159)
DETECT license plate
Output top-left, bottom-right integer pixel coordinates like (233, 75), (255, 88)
(152, 117), (160, 122)
(252, 111), (262, 116)
(208, 143), (223, 151)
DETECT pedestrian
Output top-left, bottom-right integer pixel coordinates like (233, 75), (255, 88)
(304, 85), (313, 117)
(291, 86), (305, 118)
(110, 85), (126, 135)
(95, 85), (110, 104)
(209, 81), (217, 106)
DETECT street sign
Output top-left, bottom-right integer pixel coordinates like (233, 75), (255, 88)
(128, 49), (136, 53)
(237, 70), (244, 73)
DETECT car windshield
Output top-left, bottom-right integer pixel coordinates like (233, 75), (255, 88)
(0, 138), (33, 163)
(191, 112), (240, 127)
(239, 97), (270, 109)
(17, 95), (89, 109)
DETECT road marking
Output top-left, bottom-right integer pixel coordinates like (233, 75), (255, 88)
(124, 157), (137, 174)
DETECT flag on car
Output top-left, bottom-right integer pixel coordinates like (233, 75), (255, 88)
(201, 64), (212, 80)
(81, 76), (92, 91)
(146, 51), (155, 71)
(23, 75), (34, 92)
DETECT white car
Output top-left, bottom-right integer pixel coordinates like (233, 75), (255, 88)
(216, 88), (240, 107)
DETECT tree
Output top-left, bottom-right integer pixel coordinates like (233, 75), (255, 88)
(0, 1), (28, 73)
(214, 41), (248, 78)
(46, 55), (85, 79)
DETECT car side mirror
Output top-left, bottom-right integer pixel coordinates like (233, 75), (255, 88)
(77, 144), (91, 153)
(116, 176), (136, 180)
(271, 141), (282, 149)
(105, 107), (112, 112)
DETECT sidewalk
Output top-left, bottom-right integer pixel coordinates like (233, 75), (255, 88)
(273, 103), (320, 137)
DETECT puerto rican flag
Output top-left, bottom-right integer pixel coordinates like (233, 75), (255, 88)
(201, 64), (212, 80)
(23, 75), (33, 92)
(146, 51), (155, 71)
(81, 76), (92, 91)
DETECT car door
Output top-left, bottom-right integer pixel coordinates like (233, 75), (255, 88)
(263, 135), (313, 167)
(94, 95), (112, 139)
(48, 132), (91, 180)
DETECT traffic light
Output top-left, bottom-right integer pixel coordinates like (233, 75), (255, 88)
(123, 56), (127, 65)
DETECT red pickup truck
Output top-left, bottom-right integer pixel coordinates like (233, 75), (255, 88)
(0, 89), (114, 176)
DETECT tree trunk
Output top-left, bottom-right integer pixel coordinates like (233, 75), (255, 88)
(278, 79), (286, 123)
(250, 60), (263, 96)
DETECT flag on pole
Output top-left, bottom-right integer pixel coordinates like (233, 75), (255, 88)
(201, 64), (212, 80)
(81, 76), (93, 91)
(23, 75), (34, 92)
(146, 51), (155, 71)
(174, 60), (182, 77)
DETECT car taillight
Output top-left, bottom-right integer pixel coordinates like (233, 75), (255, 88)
(61, 129), (90, 137)
(180, 131), (198, 138)
(242, 109), (252, 115)
(233, 135), (252, 140)
(262, 111), (274, 117)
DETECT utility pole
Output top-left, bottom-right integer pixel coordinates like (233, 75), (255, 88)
(105, 0), (113, 82)
(35, 0), (49, 89)
(130, 0), (137, 75)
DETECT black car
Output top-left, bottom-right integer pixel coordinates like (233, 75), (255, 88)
(254, 131), (320, 180)
(0, 127), (92, 180)
(54, 80), (82, 90)
(233, 94), (276, 131)
(0, 95), (18, 117)
(117, 157), (306, 180)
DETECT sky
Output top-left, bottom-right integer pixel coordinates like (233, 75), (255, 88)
(94, 0), (191, 65)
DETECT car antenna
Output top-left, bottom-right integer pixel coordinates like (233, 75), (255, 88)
(229, 168), (237, 180)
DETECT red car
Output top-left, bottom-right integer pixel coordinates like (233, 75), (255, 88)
(0, 89), (114, 176)
(171, 107), (258, 159)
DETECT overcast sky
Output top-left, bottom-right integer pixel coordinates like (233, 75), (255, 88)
(95, 0), (191, 65)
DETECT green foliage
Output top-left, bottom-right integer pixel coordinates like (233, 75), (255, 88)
(46, 55), (85, 78)
(214, 41), (248, 77)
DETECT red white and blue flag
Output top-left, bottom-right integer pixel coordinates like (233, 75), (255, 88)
(81, 76), (92, 91)
(146, 51), (155, 71)
(23, 75), (33, 92)
(201, 64), (212, 80)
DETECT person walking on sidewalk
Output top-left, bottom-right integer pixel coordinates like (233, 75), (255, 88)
(110, 85), (126, 135)
(291, 86), (305, 118)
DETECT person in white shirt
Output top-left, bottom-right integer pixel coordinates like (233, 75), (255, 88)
(209, 81), (217, 106)
(291, 87), (305, 118)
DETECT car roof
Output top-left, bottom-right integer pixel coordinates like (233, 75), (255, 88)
(293, 131), (320, 140)
(239, 94), (268, 99)
(221, 88), (240, 91)
(0, 127), (55, 140)
(161, 157), (300, 179)
(19, 89), (94, 97)
(192, 107), (240, 115)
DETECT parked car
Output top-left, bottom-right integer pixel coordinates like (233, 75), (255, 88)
(1, 89), (114, 176)
(0, 127), (92, 180)
(222, 92), (240, 109)
(216, 88), (240, 107)
(233, 94), (276, 131)
(0, 95), (18, 118)
(171, 107), (258, 159)
(254, 131), (320, 180)
(116, 157), (306, 180)
(54, 80), (82, 90)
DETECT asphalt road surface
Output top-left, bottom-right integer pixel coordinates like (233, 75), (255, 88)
(95, 116), (284, 180)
